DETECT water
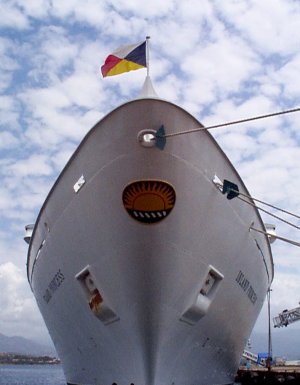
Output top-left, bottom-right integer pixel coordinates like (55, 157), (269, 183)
(0, 365), (281, 385)
(0, 364), (66, 385)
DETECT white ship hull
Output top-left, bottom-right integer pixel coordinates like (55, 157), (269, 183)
(27, 98), (273, 385)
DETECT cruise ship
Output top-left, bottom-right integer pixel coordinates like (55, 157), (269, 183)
(26, 75), (274, 385)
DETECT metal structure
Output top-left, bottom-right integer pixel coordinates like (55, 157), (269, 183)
(273, 304), (300, 328)
(242, 350), (258, 364)
(25, 81), (274, 385)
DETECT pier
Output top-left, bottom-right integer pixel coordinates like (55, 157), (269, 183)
(236, 365), (300, 384)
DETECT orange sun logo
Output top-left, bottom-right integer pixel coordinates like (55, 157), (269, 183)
(122, 180), (176, 224)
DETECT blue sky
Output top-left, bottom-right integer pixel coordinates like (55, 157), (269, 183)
(1, 0), (300, 348)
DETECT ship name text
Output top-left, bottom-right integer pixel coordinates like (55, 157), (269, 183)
(236, 270), (257, 304)
(43, 269), (65, 304)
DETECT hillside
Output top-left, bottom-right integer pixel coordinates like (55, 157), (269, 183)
(0, 332), (57, 356)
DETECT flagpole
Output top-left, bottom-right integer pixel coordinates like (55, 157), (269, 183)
(146, 36), (150, 77)
(139, 36), (158, 97)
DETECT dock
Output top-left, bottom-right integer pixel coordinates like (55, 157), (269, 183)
(236, 366), (300, 384)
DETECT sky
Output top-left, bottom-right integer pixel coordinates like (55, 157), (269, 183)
(0, 0), (300, 353)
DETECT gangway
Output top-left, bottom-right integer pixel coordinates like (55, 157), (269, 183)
(273, 304), (300, 328)
(242, 350), (258, 364)
(242, 350), (267, 366)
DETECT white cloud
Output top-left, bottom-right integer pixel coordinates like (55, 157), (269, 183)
(50, 145), (76, 173)
(175, 0), (214, 22)
(0, 188), (17, 212)
(276, 54), (300, 100)
(217, 0), (300, 55)
(0, 38), (20, 93)
(0, 261), (46, 340)
(0, 2), (30, 29)
(0, 38), (19, 72)
(6, 154), (53, 178)
(48, 0), (107, 26)
(14, 0), (51, 19)
(0, 131), (19, 149)
(0, 96), (21, 131)
(0, 155), (55, 221)
(22, 86), (71, 113)
(184, 37), (260, 105)
(59, 72), (104, 109)
(0, 262), (26, 310)
(39, 29), (79, 69)
(109, 0), (176, 18)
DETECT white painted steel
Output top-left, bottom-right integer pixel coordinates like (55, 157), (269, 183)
(27, 98), (273, 385)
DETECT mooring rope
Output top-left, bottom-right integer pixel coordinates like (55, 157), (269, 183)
(250, 226), (300, 247)
(163, 107), (300, 138)
(238, 196), (300, 231)
(233, 189), (300, 221)
(221, 180), (300, 245)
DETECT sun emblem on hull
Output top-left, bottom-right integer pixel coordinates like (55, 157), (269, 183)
(122, 180), (176, 224)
